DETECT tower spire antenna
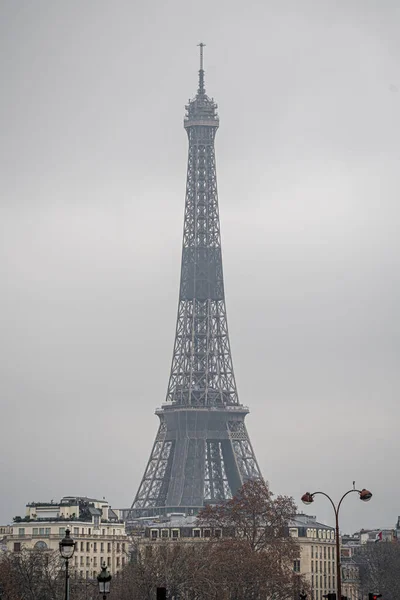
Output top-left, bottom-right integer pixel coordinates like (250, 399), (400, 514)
(197, 42), (206, 95)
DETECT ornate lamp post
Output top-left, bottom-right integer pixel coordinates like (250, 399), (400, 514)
(59, 529), (76, 600)
(301, 487), (372, 600)
(97, 564), (112, 600)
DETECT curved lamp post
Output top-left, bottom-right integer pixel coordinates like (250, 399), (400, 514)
(59, 529), (76, 600)
(97, 564), (112, 600)
(301, 487), (372, 600)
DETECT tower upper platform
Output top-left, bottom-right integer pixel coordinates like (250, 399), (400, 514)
(184, 43), (219, 129)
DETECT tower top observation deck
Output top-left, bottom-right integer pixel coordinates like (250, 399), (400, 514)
(184, 43), (219, 129)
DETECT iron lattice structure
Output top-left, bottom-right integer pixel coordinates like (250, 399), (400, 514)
(130, 46), (261, 518)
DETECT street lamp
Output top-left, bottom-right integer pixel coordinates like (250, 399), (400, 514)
(97, 564), (112, 600)
(301, 487), (372, 600)
(59, 529), (76, 600)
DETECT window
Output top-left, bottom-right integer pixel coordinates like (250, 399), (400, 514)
(101, 542), (104, 552)
(324, 561), (326, 573)
(193, 529), (201, 538)
(113, 529), (116, 536)
(14, 543), (21, 552)
(328, 562), (331, 574)
(289, 528), (298, 537)
(82, 528), (85, 535)
(80, 542), (84, 552)
(311, 575), (314, 587)
(293, 560), (300, 573)
(74, 528), (79, 535)
(151, 530), (158, 540)
(59, 528), (66, 537)
(214, 529), (222, 538)
(311, 545), (314, 558)
(35, 541), (48, 550)
(122, 543), (125, 552)
(88, 528), (91, 535)
(203, 529), (211, 538)
(33, 528), (38, 535)
(39, 528), (45, 535)
(45, 528), (50, 535)
(328, 547), (330, 559)
(86, 542), (90, 552)
(107, 542), (111, 552)
(18, 528), (25, 536)
(80, 557), (84, 566)
(161, 530), (169, 539)
(86, 571), (89, 579)
(86, 557), (90, 566)
(74, 557), (78, 566)
(102, 529), (105, 536)
(107, 557), (111, 567)
(94, 542), (97, 552)
(323, 547), (326, 559)
(117, 557), (120, 567)
(117, 542), (120, 551)
(311, 561), (313, 573)
(80, 571), (83, 578)
(122, 557), (125, 566)
(171, 529), (179, 539)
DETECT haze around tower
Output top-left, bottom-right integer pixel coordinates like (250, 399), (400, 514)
(0, 0), (399, 533)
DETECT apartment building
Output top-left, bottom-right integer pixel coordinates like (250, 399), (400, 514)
(133, 512), (336, 599)
(289, 513), (336, 600)
(4, 496), (129, 578)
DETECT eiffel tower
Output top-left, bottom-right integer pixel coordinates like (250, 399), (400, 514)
(130, 45), (261, 518)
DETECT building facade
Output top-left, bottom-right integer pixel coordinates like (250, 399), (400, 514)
(131, 512), (335, 600)
(340, 526), (399, 600)
(3, 496), (128, 578)
(290, 514), (336, 600)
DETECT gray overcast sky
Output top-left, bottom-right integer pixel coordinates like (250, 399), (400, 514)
(1, 0), (399, 533)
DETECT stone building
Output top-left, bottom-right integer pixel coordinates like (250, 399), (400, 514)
(3, 496), (128, 578)
(289, 513), (336, 600)
(132, 512), (336, 600)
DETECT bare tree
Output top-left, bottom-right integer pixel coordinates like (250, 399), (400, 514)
(355, 541), (400, 600)
(0, 548), (62, 600)
(113, 480), (308, 599)
(197, 479), (306, 599)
